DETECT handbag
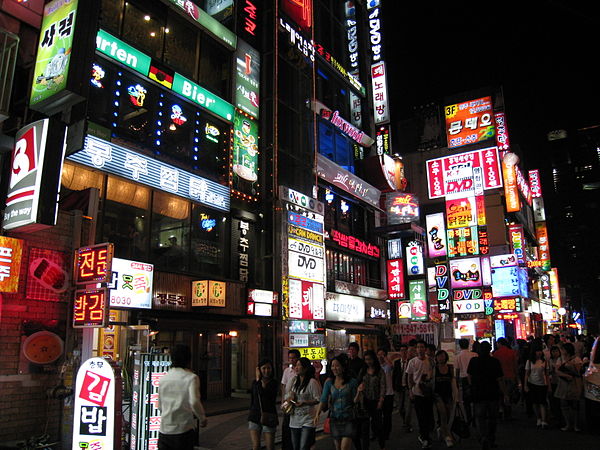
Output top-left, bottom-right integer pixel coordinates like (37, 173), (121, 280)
(451, 405), (470, 439)
(323, 417), (331, 434)
(257, 384), (279, 428)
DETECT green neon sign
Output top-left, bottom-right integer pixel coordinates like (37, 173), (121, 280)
(95, 29), (151, 76)
(172, 73), (234, 122)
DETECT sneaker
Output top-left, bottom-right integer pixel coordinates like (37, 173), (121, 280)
(561, 426), (572, 432)
(541, 422), (548, 429)
(536, 419), (542, 427)
(445, 436), (455, 447)
(418, 436), (431, 449)
(574, 427), (581, 432)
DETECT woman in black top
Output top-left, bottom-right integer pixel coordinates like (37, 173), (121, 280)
(433, 350), (457, 447)
(248, 358), (279, 450)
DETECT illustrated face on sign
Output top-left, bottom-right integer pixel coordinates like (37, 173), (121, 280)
(128, 84), (146, 107)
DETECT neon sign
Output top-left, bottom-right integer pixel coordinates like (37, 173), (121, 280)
(74, 243), (114, 285)
(73, 288), (108, 328)
(386, 259), (405, 299)
(329, 229), (380, 258)
(0, 236), (24, 293)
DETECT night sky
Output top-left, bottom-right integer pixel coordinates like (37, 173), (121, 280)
(385, 1), (600, 162)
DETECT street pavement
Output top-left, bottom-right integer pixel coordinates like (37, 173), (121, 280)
(196, 402), (598, 450)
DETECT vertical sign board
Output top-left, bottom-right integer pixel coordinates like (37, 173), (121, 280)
(0, 236), (24, 293)
(234, 40), (260, 119)
(425, 213), (447, 258)
(536, 222), (551, 271)
(371, 62), (390, 124)
(130, 353), (172, 450)
(72, 357), (118, 449)
(386, 259), (405, 299)
(434, 262), (450, 312)
(74, 243), (114, 285)
(232, 111), (259, 195)
(3, 118), (67, 232)
(502, 160), (520, 212)
(409, 279), (428, 321)
(405, 241), (424, 275)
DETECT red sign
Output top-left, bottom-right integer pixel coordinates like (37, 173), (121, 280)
(79, 369), (112, 407)
(329, 229), (380, 258)
(242, 0), (258, 36)
(426, 147), (502, 199)
(75, 243), (114, 285)
(445, 96), (494, 149)
(73, 288), (108, 328)
(514, 165), (532, 206)
(478, 227), (489, 255)
(387, 259), (405, 299)
(281, 0), (312, 31)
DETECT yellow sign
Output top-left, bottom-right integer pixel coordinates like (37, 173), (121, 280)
(298, 347), (326, 361)
(192, 280), (209, 306)
(208, 280), (226, 307)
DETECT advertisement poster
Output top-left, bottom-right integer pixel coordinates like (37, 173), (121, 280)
(449, 257), (482, 289)
(444, 96), (495, 149)
(386, 193), (419, 225)
(232, 111), (259, 189)
(425, 213), (447, 258)
(30, 0), (78, 107)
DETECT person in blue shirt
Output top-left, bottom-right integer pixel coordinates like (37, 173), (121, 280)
(314, 356), (360, 450)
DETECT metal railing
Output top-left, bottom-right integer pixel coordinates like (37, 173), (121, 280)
(1, 28), (19, 123)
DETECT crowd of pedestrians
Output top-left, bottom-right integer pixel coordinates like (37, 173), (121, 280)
(155, 333), (600, 450)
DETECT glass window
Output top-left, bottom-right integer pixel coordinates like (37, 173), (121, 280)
(61, 162), (104, 193)
(122, 1), (165, 59)
(318, 119), (354, 173)
(198, 36), (231, 99)
(190, 204), (226, 275)
(164, 12), (198, 78)
(156, 92), (194, 164)
(151, 191), (190, 271)
(99, 0), (123, 35)
(102, 176), (150, 261)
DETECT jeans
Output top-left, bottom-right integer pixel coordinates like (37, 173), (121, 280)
(413, 395), (434, 441)
(382, 395), (394, 440)
(474, 400), (499, 446)
(282, 414), (293, 449)
(158, 430), (195, 450)
(290, 426), (316, 450)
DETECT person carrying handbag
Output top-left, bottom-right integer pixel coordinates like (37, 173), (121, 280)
(248, 358), (279, 450)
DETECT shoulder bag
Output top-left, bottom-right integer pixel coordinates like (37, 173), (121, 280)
(257, 383), (279, 428)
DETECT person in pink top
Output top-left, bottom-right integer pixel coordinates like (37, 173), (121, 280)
(493, 338), (519, 419)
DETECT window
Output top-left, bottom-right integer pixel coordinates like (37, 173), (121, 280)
(151, 191), (191, 271)
(122, 1), (165, 59)
(99, 0), (123, 35)
(198, 36), (231, 99)
(164, 13), (198, 78)
(102, 177), (150, 261)
(318, 119), (354, 173)
(190, 204), (226, 275)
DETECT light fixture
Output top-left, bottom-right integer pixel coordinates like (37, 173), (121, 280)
(144, 15), (151, 21)
(229, 331), (238, 337)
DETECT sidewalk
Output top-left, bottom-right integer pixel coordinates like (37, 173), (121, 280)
(197, 395), (326, 450)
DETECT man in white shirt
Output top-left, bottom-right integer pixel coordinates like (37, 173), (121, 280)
(455, 338), (477, 424)
(281, 349), (300, 450)
(158, 345), (207, 450)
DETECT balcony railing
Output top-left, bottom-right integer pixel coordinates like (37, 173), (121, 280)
(1, 28), (19, 123)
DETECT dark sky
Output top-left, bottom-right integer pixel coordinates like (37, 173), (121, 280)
(385, 1), (600, 159)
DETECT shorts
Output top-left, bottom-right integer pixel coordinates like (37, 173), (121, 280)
(248, 420), (277, 434)
(527, 383), (548, 404)
(329, 418), (356, 440)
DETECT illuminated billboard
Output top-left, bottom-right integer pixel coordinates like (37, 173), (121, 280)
(425, 213), (447, 258)
(426, 147), (502, 199)
(445, 96), (495, 149)
(450, 257), (482, 289)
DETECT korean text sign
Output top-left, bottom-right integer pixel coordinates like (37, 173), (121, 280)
(386, 259), (405, 299)
(0, 236), (24, 293)
(445, 96), (495, 149)
(74, 243), (114, 285)
(73, 288), (108, 328)
(108, 258), (153, 309)
(426, 147), (502, 199)
(409, 279), (427, 321)
(72, 357), (116, 449)
(30, 0), (78, 107)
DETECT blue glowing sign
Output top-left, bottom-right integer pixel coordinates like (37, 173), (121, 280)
(286, 211), (324, 234)
(68, 136), (230, 212)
